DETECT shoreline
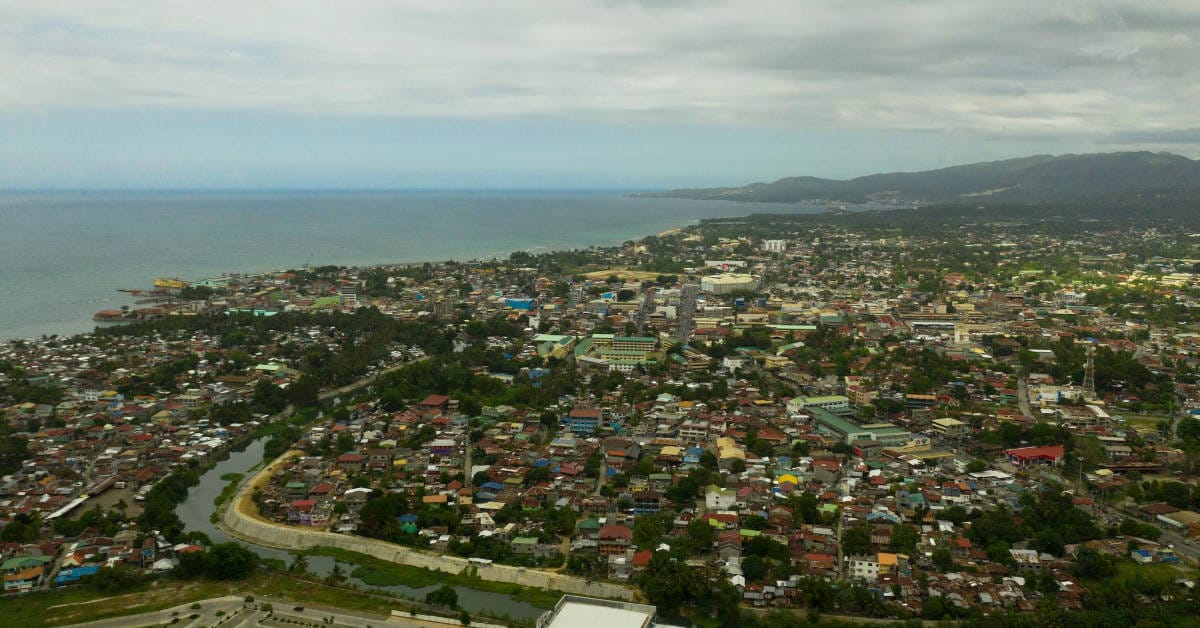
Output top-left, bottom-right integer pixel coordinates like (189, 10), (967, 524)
(3, 217), (712, 344)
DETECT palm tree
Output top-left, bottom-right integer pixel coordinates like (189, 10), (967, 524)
(324, 563), (346, 585)
(289, 553), (309, 575)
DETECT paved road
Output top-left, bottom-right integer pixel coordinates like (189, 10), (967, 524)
(1017, 373), (1034, 420)
(64, 594), (498, 628)
(67, 595), (245, 628)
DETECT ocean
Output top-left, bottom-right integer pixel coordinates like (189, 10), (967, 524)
(0, 190), (820, 340)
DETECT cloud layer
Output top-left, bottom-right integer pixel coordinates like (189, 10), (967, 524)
(2, 0), (1198, 145)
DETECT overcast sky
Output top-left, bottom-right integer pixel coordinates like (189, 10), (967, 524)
(2, 1), (1198, 189)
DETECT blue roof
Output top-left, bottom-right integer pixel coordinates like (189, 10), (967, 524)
(398, 514), (419, 522)
(533, 459), (550, 468)
(55, 565), (100, 584)
(482, 482), (504, 491)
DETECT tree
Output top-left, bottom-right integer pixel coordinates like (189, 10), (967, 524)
(289, 553), (310, 575)
(203, 542), (260, 580)
(931, 548), (954, 572)
(742, 555), (768, 582)
(0, 512), (41, 542)
(686, 518), (716, 554)
(888, 524), (919, 556)
(472, 470), (492, 487)
(335, 431), (356, 454)
(0, 436), (30, 475)
(426, 584), (459, 608)
(287, 374), (320, 408)
(90, 564), (149, 593)
(1071, 546), (1116, 579)
(325, 563), (346, 585)
(842, 526), (872, 556)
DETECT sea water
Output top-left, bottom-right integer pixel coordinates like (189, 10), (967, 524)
(0, 189), (818, 340)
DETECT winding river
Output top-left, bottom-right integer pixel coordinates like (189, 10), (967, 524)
(175, 437), (544, 621)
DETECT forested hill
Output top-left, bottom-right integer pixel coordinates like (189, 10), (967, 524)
(640, 151), (1200, 204)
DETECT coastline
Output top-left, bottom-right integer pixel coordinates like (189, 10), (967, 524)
(4, 216), (710, 343)
(5, 188), (838, 343)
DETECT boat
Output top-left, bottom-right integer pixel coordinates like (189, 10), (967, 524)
(93, 309), (128, 322)
(154, 277), (189, 290)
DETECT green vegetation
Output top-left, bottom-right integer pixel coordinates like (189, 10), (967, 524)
(425, 584), (459, 608)
(297, 547), (563, 609)
(175, 542), (260, 580)
(647, 151), (1200, 206)
(213, 472), (245, 508)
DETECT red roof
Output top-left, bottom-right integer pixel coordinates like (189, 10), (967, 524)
(1004, 445), (1064, 460)
(598, 524), (632, 540)
(420, 394), (451, 407)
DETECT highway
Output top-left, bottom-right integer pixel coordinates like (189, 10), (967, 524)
(64, 594), (500, 628)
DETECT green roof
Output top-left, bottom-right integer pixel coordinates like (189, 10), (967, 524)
(613, 336), (656, 343)
(1, 556), (51, 571)
(598, 348), (654, 356)
(811, 408), (869, 435)
(799, 395), (849, 404)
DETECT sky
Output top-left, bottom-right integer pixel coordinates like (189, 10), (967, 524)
(2, 1), (1198, 189)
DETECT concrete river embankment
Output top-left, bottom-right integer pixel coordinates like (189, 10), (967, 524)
(217, 451), (635, 602)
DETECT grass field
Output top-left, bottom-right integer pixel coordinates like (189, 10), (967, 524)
(0, 570), (425, 627)
(300, 546), (563, 609)
(580, 268), (664, 282)
(2, 578), (238, 627)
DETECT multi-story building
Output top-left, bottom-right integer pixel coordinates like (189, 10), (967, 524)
(787, 395), (851, 416)
(566, 408), (602, 435)
(678, 419), (709, 443)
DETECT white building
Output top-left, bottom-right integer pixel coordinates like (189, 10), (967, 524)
(700, 273), (760, 295)
(787, 395), (851, 416)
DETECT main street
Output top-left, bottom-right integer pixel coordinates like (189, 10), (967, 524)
(65, 595), (504, 628)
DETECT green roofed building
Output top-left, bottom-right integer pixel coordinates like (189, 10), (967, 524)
(810, 407), (910, 446)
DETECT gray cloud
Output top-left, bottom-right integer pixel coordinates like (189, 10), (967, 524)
(1105, 129), (1200, 144)
(1, 0), (1198, 148)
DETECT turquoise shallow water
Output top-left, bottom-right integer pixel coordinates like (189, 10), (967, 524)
(0, 189), (818, 340)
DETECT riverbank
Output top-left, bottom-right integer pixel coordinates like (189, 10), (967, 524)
(218, 454), (636, 602)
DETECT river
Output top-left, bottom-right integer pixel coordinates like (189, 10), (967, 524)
(175, 436), (545, 621)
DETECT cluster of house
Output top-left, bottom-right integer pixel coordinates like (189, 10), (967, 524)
(243, 370), (1194, 616)
(7, 219), (1200, 615)
(1, 531), (206, 594)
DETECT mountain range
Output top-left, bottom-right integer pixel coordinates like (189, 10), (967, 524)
(641, 151), (1200, 205)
